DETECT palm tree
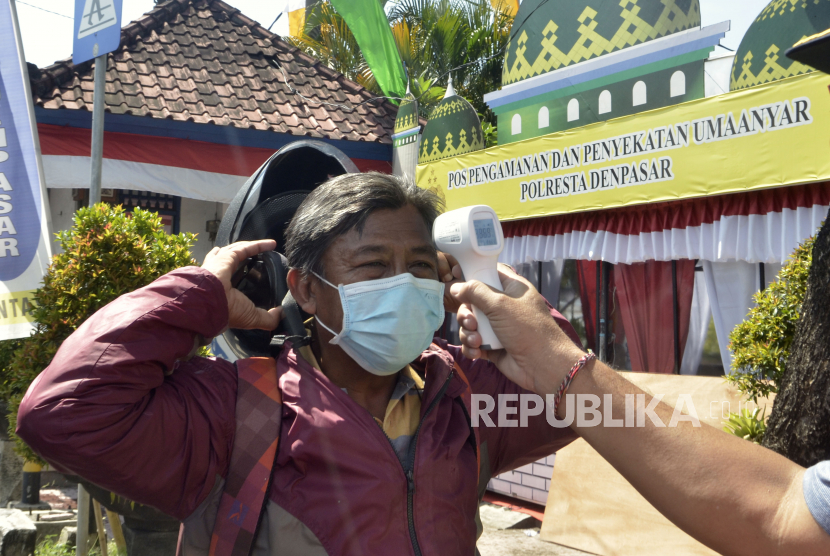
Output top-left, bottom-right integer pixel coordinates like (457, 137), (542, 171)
(286, 0), (513, 128)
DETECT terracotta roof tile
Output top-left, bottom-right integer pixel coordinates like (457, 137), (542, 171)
(31, 0), (396, 144)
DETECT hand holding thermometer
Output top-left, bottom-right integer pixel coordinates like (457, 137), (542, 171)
(433, 205), (504, 350)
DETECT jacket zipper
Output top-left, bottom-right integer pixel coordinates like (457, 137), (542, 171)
(388, 371), (452, 556)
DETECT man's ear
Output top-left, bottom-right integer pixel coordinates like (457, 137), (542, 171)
(287, 268), (317, 315)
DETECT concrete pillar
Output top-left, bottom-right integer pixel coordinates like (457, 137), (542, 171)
(0, 442), (23, 508)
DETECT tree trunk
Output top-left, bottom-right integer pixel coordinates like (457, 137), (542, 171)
(763, 209), (830, 467)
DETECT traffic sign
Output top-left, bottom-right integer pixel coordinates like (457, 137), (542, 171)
(73, 0), (122, 65)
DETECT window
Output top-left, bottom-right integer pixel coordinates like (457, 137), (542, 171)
(598, 90), (612, 115)
(567, 98), (579, 122)
(538, 106), (550, 129)
(670, 70), (686, 97)
(632, 81), (647, 106)
(511, 113), (522, 135)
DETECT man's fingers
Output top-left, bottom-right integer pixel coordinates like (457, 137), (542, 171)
(450, 279), (506, 316)
(458, 325), (481, 348)
(249, 305), (282, 331)
(460, 344), (484, 361)
(457, 304), (476, 330)
(437, 252), (453, 282)
(225, 239), (277, 262)
(262, 306), (283, 330)
(457, 305), (487, 360)
(238, 305), (283, 331)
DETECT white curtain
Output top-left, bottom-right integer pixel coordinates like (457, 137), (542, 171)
(680, 268), (711, 375)
(42, 155), (247, 203)
(515, 259), (564, 307)
(702, 261), (756, 373)
(702, 260), (783, 374)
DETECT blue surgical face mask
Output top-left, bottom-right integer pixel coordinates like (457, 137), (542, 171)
(312, 271), (445, 376)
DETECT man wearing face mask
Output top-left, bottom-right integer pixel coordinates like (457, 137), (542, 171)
(17, 172), (580, 555)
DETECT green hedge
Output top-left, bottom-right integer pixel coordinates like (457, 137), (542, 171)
(727, 237), (814, 402)
(0, 204), (197, 462)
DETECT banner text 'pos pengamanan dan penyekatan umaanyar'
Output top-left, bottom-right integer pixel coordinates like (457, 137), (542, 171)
(416, 71), (830, 222)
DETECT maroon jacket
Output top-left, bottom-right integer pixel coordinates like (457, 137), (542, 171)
(17, 267), (578, 554)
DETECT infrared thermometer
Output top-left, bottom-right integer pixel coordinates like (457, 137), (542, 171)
(433, 205), (504, 350)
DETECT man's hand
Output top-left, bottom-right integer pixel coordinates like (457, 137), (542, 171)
(202, 240), (283, 331)
(438, 251), (463, 313)
(450, 267), (585, 395)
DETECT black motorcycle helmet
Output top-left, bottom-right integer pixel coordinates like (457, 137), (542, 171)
(216, 140), (359, 359)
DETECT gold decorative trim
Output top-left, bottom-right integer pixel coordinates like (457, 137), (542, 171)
(503, 0), (700, 85)
(419, 126), (484, 163)
(731, 44), (814, 90)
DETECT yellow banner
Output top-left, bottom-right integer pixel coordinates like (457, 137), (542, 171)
(0, 290), (36, 326)
(490, 0), (519, 16)
(417, 72), (830, 221)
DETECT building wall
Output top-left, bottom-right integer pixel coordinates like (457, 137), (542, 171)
(47, 188), (76, 256)
(499, 60), (705, 144)
(46, 189), (227, 265)
(704, 53), (735, 98)
(180, 198), (228, 265)
(488, 455), (557, 505)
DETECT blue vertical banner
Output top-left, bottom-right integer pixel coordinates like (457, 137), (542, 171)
(0, 0), (53, 340)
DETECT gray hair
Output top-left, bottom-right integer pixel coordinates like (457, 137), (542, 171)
(284, 172), (444, 275)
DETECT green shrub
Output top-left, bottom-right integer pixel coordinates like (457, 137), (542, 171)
(722, 407), (767, 445)
(0, 338), (23, 399)
(727, 237), (813, 402)
(36, 537), (119, 556)
(4, 204), (197, 462)
(34, 538), (73, 556)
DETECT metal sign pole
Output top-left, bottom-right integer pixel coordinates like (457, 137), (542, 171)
(70, 1), (123, 551)
(89, 54), (106, 206)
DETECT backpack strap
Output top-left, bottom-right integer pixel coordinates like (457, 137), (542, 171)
(209, 357), (282, 556)
(452, 361), (481, 484)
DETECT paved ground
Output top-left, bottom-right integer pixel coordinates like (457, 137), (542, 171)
(38, 485), (592, 555)
(477, 503), (594, 556)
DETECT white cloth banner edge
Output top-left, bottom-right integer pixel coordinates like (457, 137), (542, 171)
(501, 204), (829, 266)
(43, 155), (247, 204)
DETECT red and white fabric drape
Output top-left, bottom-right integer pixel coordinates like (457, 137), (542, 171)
(576, 260), (695, 374)
(37, 124), (392, 203)
(500, 182), (830, 266)
(501, 182), (830, 375)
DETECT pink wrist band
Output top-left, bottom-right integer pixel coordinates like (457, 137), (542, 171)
(553, 351), (597, 419)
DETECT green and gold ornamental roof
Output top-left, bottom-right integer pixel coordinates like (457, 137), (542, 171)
(502, 0), (701, 86)
(731, 0), (830, 91)
(394, 94), (420, 134)
(419, 89), (484, 164)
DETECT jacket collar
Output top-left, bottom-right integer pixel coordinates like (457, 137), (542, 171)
(412, 343), (468, 407)
(283, 340), (469, 411)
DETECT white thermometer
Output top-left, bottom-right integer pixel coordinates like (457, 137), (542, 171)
(433, 205), (504, 350)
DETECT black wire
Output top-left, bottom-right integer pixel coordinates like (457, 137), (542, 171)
(16, 0), (72, 19)
(416, 0), (550, 103)
(268, 11), (283, 32)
